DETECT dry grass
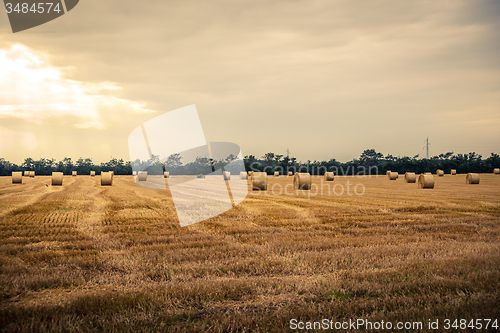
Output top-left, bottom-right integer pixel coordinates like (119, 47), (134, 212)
(0, 174), (499, 332)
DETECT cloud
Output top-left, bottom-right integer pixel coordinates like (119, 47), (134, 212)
(0, 125), (38, 154)
(0, 44), (155, 127)
(0, 0), (499, 163)
(73, 121), (105, 129)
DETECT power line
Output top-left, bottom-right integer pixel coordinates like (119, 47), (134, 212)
(423, 137), (431, 159)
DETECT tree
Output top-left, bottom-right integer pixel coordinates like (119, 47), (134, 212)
(165, 153), (183, 168)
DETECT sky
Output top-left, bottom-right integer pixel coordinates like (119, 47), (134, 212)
(0, 0), (499, 164)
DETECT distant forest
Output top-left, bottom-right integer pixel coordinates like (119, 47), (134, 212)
(0, 149), (499, 176)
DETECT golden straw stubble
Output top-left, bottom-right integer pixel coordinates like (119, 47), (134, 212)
(252, 172), (267, 191)
(101, 172), (113, 186)
(294, 173), (311, 190)
(52, 172), (63, 186)
(324, 172), (334, 181)
(404, 172), (416, 183)
(466, 173), (480, 184)
(12, 172), (22, 184)
(418, 174), (434, 189)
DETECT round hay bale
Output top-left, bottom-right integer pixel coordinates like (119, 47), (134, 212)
(294, 173), (311, 190)
(274, 171), (279, 177)
(324, 172), (334, 181)
(223, 171), (231, 180)
(418, 174), (434, 189)
(240, 172), (247, 180)
(90, 171), (95, 177)
(252, 172), (267, 191)
(138, 171), (147, 181)
(101, 172), (113, 186)
(23, 171), (29, 177)
(29, 171), (35, 178)
(494, 168), (499, 174)
(466, 173), (480, 184)
(133, 171), (137, 176)
(404, 172), (416, 183)
(386, 170), (391, 176)
(52, 172), (63, 186)
(12, 172), (22, 184)
(288, 171), (293, 176)
(164, 172), (169, 178)
(436, 169), (444, 177)
(451, 169), (457, 175)
(388, 172), (398, 180)
(72, 171), (77, 177)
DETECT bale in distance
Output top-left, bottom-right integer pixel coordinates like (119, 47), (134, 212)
(164, 172), (169, 178)
(288, 171), (293, 176)
(466, 173), (480, 184)
(90, 171), (95, 177)
(274, 171), (279, 177)
(494, 168), (500, 175)
(294, 173), (311, 190)
(386, 170), (391, 176)
(138, 171), (147, 181)
(133, 171), (137, 176)
(240, 172), (247, 180)
(388, 172), (398, 180)
(52, 172), (63, 186)
(72, 171), (77, 177)
(23, 171), (29, 177)
(451, 169), (457, 175)
(223, 171), (231, 180)
(418, 174), (434, 189)
(436, 169), (444, 177)
(110, 171), (114, 180)
(29, 171), (35, 178)
(101, 172), (113, 186)
(404, 172), (416, 183)
(12, 172), (22, 184)
(252, 172), (267, 191)
(324, 172), (334, 181)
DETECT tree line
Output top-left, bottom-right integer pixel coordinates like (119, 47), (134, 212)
(0, 149), (499, 176)
(244, 150), (500, 175)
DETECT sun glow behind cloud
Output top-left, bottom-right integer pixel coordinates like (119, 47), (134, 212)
(0, 44), (155, 128)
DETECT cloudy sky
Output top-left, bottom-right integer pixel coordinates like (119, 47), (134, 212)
(1, 0), (499, 164)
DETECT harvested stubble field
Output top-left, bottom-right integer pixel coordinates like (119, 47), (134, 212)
(0, 174), (499, 332)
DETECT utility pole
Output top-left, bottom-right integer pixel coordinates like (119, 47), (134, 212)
(423, 137), (431, 159)
(286, 148), (290, 159)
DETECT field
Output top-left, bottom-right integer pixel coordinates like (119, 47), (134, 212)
(0, 174), (499, 332)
